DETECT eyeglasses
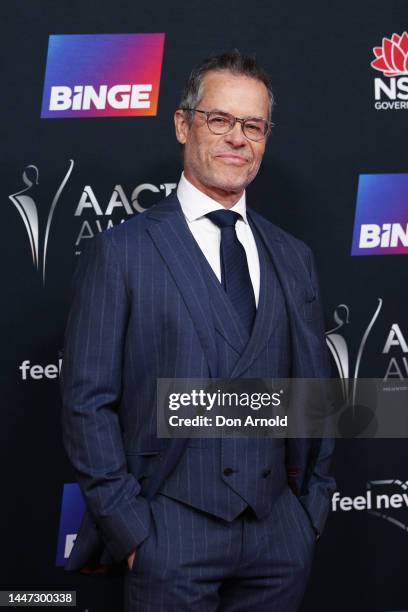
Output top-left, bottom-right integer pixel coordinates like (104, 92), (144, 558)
(181, 108), (273, 142)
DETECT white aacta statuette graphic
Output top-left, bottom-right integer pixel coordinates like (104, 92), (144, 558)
(8, 159), (74, 284)
(325, 299), (383, 406)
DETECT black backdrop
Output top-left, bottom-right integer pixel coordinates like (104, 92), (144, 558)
(2, 1), (408, 610)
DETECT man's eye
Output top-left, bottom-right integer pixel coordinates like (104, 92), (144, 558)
(245, 122), (263, 134)
(210, 116), (230, 126)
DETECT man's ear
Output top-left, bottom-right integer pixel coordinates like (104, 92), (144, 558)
(174, 109), (189, 145)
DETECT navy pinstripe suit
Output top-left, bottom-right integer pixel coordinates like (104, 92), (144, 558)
(61, 193), (335, 611)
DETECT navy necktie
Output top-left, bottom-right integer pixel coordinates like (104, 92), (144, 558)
(206, 209), (256, 335)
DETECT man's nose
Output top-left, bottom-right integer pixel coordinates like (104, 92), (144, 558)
(224, 121), (247, 146)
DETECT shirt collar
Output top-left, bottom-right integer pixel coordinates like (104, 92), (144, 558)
(177, 172), (248, 223)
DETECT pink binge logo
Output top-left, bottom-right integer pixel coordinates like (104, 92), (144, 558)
(41, 33), (165, 119)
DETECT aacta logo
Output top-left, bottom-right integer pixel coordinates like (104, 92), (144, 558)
(351, 174), (408, 256)
(41, 33), (165, 118)
(9, 160), (74, 284)
(371, 32), (408, 110)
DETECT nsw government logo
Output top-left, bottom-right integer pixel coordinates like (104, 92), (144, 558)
(372, 31), (408, 110)
(41, 33), (165, 118)
(351, 174), (408, 256)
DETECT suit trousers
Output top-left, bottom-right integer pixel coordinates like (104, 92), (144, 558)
(123, 487), (316, 612)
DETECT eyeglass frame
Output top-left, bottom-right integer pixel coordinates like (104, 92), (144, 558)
(179, 107), (274, 141)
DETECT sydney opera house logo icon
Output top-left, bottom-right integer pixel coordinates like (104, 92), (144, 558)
(371, 31), (408, 76)
(9, 160), (74, 284)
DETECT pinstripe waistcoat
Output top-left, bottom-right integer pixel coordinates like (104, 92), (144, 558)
(159, 221), (291, 520)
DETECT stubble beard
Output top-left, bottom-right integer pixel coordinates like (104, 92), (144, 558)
(189, 154), (262, 198)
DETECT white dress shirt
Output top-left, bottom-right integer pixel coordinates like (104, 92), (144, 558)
(177, 172), (260, 307)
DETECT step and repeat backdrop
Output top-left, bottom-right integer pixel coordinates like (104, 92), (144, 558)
(2, 1), (408, 610)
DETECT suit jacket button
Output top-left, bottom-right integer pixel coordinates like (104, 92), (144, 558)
(223, 467), (234, 476)
(262, 469), (271, 478)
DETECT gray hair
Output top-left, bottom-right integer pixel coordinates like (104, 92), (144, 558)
(179, 50), (274, 125)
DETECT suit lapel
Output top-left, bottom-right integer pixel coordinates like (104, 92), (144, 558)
(230, 208), (316, 379)
(245, 208), (319, 379)
(145, 195), (218, 377)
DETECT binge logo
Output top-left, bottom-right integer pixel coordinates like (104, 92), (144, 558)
(56, 483), (85, 566)
(41, 33), (165, 119)
(351, 174), (408, 256)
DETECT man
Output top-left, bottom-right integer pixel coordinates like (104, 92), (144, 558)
(61, 51), (335, 611)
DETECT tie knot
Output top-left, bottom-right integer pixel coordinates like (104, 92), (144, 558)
(206, 209), (241, 229)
